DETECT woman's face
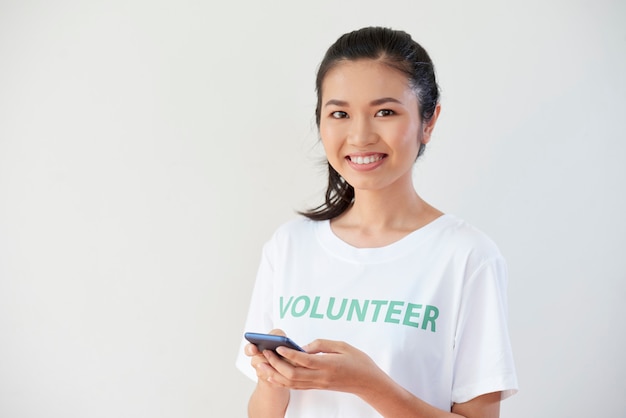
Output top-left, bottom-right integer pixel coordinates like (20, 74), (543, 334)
(319, 59), (436, 195)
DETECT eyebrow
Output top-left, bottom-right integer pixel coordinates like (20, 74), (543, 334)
(324, 97), (403, 107)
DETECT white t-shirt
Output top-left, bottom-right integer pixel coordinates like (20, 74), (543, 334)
(236, 215), (518, 417)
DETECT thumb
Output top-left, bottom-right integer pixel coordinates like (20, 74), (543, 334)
(302, 339), (345, 354)
(268, 328), (286, 337)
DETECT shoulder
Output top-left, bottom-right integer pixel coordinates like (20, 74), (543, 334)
(260, 217), (325, 265)
(436, 214), (504, 264)
(272, 216), (320, 238)
(431, 215), (510, 294)
(264, 217), (323, 248)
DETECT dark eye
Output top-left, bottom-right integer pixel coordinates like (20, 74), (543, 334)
(331, 111), (348, 119)
(376, 109), (395, 117)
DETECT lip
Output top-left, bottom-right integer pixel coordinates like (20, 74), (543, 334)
(345, 152), (387, 171)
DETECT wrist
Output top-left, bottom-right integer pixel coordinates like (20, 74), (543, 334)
(256, 377), (290, 397)
(249, 379), (290, 418)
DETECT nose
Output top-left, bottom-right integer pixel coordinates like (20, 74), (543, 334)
(347, 116), (379, 147)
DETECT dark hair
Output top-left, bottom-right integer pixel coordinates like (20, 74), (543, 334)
(301, 26), (440, 221)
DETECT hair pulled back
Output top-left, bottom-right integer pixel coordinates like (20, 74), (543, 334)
(301, 26), (440, 221)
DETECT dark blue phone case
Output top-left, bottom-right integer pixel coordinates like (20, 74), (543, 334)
(244, 332), (305, 353)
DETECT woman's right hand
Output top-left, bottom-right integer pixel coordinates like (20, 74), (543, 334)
(245, 329), (291, 418)
(245, 328), (288, 384)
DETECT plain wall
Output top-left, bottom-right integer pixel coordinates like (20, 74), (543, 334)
(1, 0), (624, 417)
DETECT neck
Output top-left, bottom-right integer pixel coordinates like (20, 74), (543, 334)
(335, 175), (441, 232)
(329, 186), (442, 248)
(352, 189), (422, 227)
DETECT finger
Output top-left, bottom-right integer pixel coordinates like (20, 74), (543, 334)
(258, 351), (291, 385)
(268, 328), (286, 337)
(263, 349), (298, 377)
(255, 361), (284, 386)
(263, 351), (337, 391)
(275, 346), (315, 368)
(250, 352), (270, 370)
(264, 349), (318, 384)
(302, 339), (345, 354)
(244, 343), (261, 357)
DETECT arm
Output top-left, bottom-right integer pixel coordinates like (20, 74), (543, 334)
(358, 371), (500, 418)
(248, 375), (289, 418)
(243, 330), (290, 418)
(263, 339), (501, 418)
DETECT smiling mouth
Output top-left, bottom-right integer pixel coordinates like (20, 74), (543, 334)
(347, 154), (386, 165)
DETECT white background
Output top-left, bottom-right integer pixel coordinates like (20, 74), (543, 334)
(1, 0), (624, 417)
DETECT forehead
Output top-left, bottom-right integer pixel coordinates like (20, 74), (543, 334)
(321, 59), (413, 101)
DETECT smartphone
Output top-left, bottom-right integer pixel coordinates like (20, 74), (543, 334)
(244, 332), (305, 354)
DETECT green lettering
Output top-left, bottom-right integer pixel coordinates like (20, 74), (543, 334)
(281, 296), (438, 331)
(421, 305), (439, 332)
(385, 300), (404, 324)
(370, 300), (388, 322)
(310, 296), (324, 319)
(279, 296), (293, 319)
(326, 297), (348, 320)
(402, 303), (422, 328)
(291, 296), (310, 318)
(347, 299), (369, 322)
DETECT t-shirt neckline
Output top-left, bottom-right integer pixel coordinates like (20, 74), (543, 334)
(315, 214), (454, 264)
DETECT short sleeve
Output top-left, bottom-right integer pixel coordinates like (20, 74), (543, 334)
(235, 239), (276, 381)
(452, 256), (518, 403)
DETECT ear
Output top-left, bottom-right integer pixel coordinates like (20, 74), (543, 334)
(420, 104), (441, 145)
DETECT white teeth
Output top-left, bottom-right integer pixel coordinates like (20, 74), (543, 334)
(351, 155), (382, 165)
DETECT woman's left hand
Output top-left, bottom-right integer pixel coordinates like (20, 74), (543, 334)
(264, 339), (502, 418)
(262, 339), (384, 396)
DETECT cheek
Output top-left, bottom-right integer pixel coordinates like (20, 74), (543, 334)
(319, 120), (337, 139)
(415, 127), (424, 145)
(319, 134), (337, 163)
(319, 125), (342, 152)
(386, 123), (419, 147)
(404, 119), (423, 144)
(321, 144), (344, 169)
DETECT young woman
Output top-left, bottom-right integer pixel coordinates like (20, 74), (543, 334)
(236, 27), (518, 418)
